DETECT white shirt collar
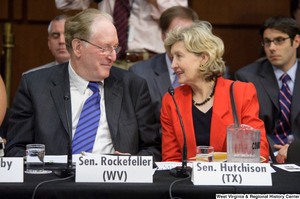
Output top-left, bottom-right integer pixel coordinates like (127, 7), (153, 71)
(68, 61), (104, 94)
(272, 59), (297, 83)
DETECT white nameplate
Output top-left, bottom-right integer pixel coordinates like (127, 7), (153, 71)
(75, 154), (153, 183)
(191, 162), (272, 186)
(0, 157), (24, 183)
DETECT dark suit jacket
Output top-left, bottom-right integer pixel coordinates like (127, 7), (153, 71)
(235, 59), (300, 151)
(129, 53), (231, 125)
(5, 63), (161, 161)
(129, 54), (170, 123)
(161, 77), (269, 162)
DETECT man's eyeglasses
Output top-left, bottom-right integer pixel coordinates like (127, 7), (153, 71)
(80, 39), (122, 55)
(261, 37), (290, 47)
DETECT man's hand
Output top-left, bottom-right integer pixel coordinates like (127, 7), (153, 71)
(114, 151), (131, 155)
(274, 144), (290, 163)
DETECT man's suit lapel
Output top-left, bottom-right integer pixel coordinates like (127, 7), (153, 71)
(154, 54), (171, 98)
(259, 61), (280, 111)
(291, 61), (300, 123)
(50, 63), (72, 139)
(104, 70), (123, 141)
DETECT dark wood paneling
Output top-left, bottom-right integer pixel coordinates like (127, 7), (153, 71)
(10, 23), (54, 101)
(13, 0), (23, 20)
(27, 0), (80, 21)
(7, 0), (98, 104)
(27, 0), (98, 22)
(0, 0), (9, 20)
(213, 27), (262, 76)
(188, 0), (290, 76)
(189, 0), (290, 25)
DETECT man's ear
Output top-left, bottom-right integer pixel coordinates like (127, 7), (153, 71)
(47, 37), (51, 50)
(293, 34), (300, 49)
(72, 39), (82, 58)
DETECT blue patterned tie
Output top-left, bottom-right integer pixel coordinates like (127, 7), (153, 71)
(273, 73), (292, 145)
(72, 82), (101, 154)
(172, 73), (180, 88)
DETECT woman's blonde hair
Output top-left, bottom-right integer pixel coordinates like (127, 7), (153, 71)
(164, 20), (225, 81)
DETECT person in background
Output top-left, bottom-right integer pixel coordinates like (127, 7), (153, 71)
(0, 76), (7, 144)
(161, 21), (269, 162)
(26, 15), (70, 73)
(235, 16), (300, 163)
(55, 0), (188, 70)
(129, 6), (198, 129)
(286, 139), (300, 163)
(290, 0), (300, 59)
(5, 8), (161, 161)
(291, 0), (300, 25)
(130, 6), (231, 130)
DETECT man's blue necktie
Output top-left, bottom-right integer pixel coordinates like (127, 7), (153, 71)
(72, 82), (101, 154)
(273, 73), (292, 145)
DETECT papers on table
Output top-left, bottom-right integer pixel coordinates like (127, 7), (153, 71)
(44, 154), (81, 163)
(44, 155), (67, 163)
(155, 162), (193, 170)
(273, 164), (300, 172)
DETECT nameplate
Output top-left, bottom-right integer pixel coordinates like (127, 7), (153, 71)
(191, 162), (272, 186)
(0, 157), (24, 183)
(75, 154), (153, 183)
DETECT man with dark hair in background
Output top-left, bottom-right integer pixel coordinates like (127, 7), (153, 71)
(235, 16), (300, 163)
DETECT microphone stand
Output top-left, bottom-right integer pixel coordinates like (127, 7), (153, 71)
(168, 87), (192, 177)
(55, 94), (75, 178)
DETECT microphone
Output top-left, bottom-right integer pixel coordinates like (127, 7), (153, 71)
(168, 87), (191, 177)
(55, 93), (75, 178)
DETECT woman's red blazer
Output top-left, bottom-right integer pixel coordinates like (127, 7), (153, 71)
(161, 77), (269, 162)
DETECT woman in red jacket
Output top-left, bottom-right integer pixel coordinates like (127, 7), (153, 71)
(161, 20), (269, 162)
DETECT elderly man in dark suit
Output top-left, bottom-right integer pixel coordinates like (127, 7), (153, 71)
(129, 6), (230, 128)
(235, 16), (300, 163)
(5, 8), (161, 161)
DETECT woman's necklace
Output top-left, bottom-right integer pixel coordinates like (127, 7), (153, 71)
(192, 81), (216, 106)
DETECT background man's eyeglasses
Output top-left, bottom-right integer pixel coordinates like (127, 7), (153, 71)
(261, 37), (290, 47)
(80, 39), (121, 55)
